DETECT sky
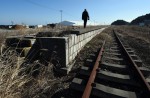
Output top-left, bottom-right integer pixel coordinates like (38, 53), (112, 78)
(0, 0), (150, 25)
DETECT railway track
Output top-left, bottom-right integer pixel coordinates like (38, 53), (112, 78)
(70, 31), (150, 98)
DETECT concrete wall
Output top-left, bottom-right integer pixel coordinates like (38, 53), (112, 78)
(26, 28), (105, 69)
(66, 28), (105, 67)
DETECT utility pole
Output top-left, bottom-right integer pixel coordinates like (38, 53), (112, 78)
(11, 21), (14, 25)
(60, 10), (63, 29)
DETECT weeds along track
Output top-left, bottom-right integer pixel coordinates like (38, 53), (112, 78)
(0, 27), (106, 98)
(70, 31), (150, 98)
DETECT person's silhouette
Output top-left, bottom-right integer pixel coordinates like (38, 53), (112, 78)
(82, 9), (90, 28)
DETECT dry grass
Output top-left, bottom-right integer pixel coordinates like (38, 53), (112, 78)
(112, 25), (150, 69)
(74, 29), (112, 68)
(0, 46), (69, 98)
(0, 27), (63, 51)
(0, 26), (109, 98)
(0, 28), (70, 98)
(0, 48), (23, 98)
(113, 25), (150, 43)
(98, 30), (112, 42)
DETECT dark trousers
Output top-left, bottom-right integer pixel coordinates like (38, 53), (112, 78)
(83, 19), (87, 28)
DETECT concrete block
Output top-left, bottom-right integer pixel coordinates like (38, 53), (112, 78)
(79, 42), (81, 49)
(87, 38), (89, 42)
(92, 31), (94, 34)
(69, 48), (71, 56)
(78, 35), (80, 42)
(89, 32), (92, 37)
(79, 35), (81, 42)
(81, 34), (83, 41)
(90, 31), (92, 36)
(81, 41), (83, 47)
(77, 35), (80, 44)
(75, 52), (78, 57)
(66, 47), (69, 66)
(58, 61), (75, 75)
(26, 37), (68, 67)
(77, 44), (79, 50)
(89, 32), (91, 36)
(92, 33), (94, 36)
(84, 34), (86, 40)
(78, 35), (81, 42)
(86, 38), (90, 43)
(78, 42), (80, 50)
(93, 30), (95, 34)
(79, 48), (81, 52)
(69, 37), (73, 47)
(24, 28), (106, 74)
(69, 55), (73, 62)
(65, 39), (69, 49)
(75, 35), (78, 44)
(82, 34), (84, 41)
(80, 42), (82, 48)
(6, 37), (35, 47)
(83, 41), (86, 46)
(88, 32), (90, 37)
(71, 34), (75, 46)
(92, 30), (94, 33)
(92, 35), (94, 38)
(85, 33), (87, 38)
(86, 38), (89, 42)
(74, 35), (77, 44)
(85, 39), (87, 43)
(71, 46), (74, 55)
(73, 45), (76, 53)
(77, 49), (80, 53)
(84, 40), (87, 45)
(72, 53), (75, 60)
(90, 36), (92, 40)
(75, 44), (78, 52)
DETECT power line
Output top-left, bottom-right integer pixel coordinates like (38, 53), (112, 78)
(22, 0), (101, 25)
(24, 0), (80, 22)
(24, 0), (59, 12)
(23, 0), (61, 24)
(60, 10), (63, 28)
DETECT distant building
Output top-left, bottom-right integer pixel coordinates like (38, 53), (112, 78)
(59, 21), (75, 26)
(24, 25), (29, 28)
(9, 26), (13, 29)
(36, 25), (43, 28)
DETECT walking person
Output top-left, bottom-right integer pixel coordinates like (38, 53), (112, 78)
(82, 9), (90, 28)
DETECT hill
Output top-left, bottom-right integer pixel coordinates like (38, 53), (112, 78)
(111, 20), (129, 25)
(130, 13), (150, 25)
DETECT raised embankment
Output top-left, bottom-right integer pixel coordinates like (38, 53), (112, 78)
(25, 27), (106, 74)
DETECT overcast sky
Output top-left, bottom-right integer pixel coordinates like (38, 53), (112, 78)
(0, 0), (150, 25)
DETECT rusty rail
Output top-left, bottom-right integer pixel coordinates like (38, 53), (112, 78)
(82, 41), (105, 98)
(114, 32), (150, 94)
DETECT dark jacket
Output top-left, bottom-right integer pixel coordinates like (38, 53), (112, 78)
(82, 10), (89, 20)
